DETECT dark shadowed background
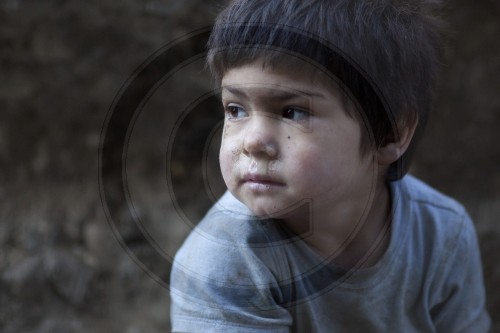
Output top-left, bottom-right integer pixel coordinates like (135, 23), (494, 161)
(0, 0), (499, 332)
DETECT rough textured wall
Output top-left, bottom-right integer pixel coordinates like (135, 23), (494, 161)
(0, 0), (498, 332)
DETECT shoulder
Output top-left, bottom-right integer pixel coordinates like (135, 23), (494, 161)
(195, 191), (278, 245)
(390, 175), (479, 267)
(395, 175), (472, 239)
(398, 174), (466, 217)
(172, 191), (284, 287)
(175, 191), (282, 260)
(170, 192), (293, 331)
(391, 175), (480, 276)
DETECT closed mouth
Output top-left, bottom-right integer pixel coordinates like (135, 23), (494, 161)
(242, 173), (284, 186)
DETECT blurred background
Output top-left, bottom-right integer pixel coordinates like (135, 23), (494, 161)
(0, 0), (499, 332)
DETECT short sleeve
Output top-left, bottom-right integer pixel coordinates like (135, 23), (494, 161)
(429, 213), (491, 333)
(170, 213), (292, 333)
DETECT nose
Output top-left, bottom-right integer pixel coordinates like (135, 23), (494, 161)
(242, 113), (278, 159)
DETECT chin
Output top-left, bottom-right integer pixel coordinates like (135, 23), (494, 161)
(249, 203), (301, 220)
(247, 207), (277, 219)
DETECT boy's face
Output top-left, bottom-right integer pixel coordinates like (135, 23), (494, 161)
(219, 60), (380, 223)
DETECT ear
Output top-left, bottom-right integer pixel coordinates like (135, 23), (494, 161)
(377, 120), (418, 166)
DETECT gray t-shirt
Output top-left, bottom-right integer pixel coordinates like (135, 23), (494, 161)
(170, 175), (491, 332)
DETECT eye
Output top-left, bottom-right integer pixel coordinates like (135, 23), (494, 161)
(282, 107), (310, 121)
(225, 104), (248, 119)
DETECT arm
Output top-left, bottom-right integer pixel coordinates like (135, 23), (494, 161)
(430, 213), (491, 333)
(169, 218), (292, 333)
(170, 262), (291, 333)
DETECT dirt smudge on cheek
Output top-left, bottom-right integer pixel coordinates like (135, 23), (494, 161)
(231, 148), (242, 162)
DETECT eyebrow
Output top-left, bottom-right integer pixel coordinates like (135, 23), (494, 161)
(221, 86), (323, 100)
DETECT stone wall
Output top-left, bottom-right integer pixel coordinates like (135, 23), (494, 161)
(0, 0), (498, 332)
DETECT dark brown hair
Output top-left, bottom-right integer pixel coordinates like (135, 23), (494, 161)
(207, 0), (444, 180)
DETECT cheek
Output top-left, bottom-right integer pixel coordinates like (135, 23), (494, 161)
(287, 146), (340, 192)
(219, 153), (232, 179)
(219, 136), (241, 186)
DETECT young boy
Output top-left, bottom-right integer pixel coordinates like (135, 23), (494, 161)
(170, 0), (491, 332)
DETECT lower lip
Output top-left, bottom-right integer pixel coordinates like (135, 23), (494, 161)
(244, 181), (283, 192)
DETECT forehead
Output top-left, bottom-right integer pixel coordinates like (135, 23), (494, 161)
(221, 60), (341, 100)
(221, 85), (315, 105)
